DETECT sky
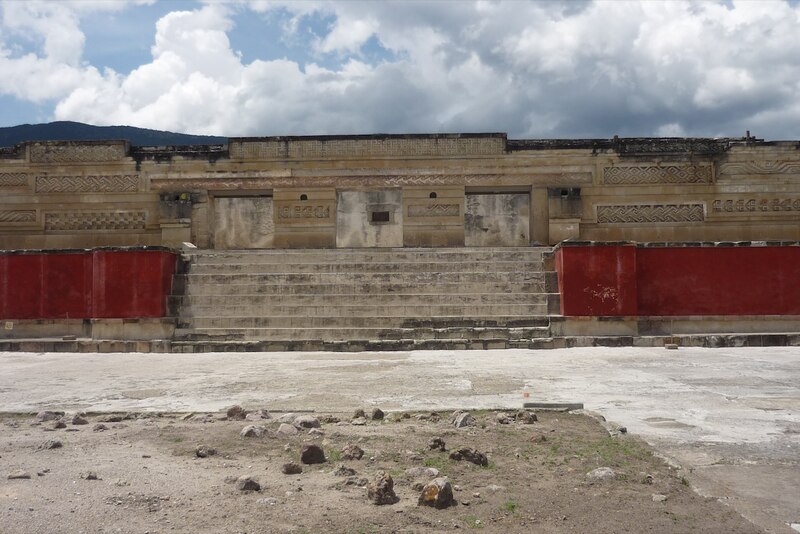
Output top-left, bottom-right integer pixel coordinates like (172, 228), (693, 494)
(0, 0), (799, 139)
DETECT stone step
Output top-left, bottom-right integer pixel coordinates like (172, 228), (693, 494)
(174, 325), (552, 342)
(177, 303), (549, 318)
(176, 271), (547, 285)
(187, 260), (544, 274)
(190, 247), (552, 264)
(170, 292), (551, 308)
(180, 281), (549, 296)
(180, 315), (550, 329)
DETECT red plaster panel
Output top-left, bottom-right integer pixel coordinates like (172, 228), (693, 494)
(556, 245), (638, 316)
(92, 250), (176, 318)
(637, 247), (800, 316)
(1, 255), (43, 319)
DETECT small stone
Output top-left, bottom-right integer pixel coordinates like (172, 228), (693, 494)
(618, 427), (627, 434)
(353, 409), (366, 419)
(36, 439), (62, 451)
(308, 428), (325, 437)
(100, 414), (124, 423)
(496, 413), (512, 425)
(449, 448), (488, 466)
(652, 494), (668, 502)
(333, 464), (356, 477)
(93, 423), (108, 432)
(405, 467), (439, 479)
(180, 413), (194, 421)
(240, 425), (265, 438)
(226, 405), (246, 420)
(71, 413), (89, 425)
(257, 497), (278, 505)
(367, 471), (398, 505)
(281, 463), (302, 475)
(36, 411), (64, 422)
(52, 419), (66, 430)
(8, 471), (31, 480)
(418, 477), (455, 509)
(293, 415), (320, 429)
(453, 412), (476, 428)
(244, 409), (270, 421)
(428, 437), (446, 451)
(485, 484), (505, 492)
(351, 417), (367, 426)
(516, 411), (538, 424)
(300, 444), (326, 464)
(643, 474), (654, 485)
(82, 472), (100, 481)
(276, 413), (297, 424)
(341, 444), (364, 460)
(277, 423), (298, 436)
(370, 408), (384, 420)
(235, 476), (261, 492)
(195, 445), (217, 458)
(318, 414), (340, 424)
(529, 433), (547, 443)
(586, 467), (616, 481)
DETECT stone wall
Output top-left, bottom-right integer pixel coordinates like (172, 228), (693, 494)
(1, 135), (798, 249)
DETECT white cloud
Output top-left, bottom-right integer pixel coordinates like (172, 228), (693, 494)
(1, 0), (799, 138)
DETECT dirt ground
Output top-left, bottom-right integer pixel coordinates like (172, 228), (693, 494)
(0, 409), (762, 534)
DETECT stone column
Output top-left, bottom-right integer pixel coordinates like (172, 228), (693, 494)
(531, 187), (550, 246)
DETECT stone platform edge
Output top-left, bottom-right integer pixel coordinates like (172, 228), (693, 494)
(2, 332), (799, 353)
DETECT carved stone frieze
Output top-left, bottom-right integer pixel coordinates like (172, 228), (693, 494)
(712, 198), (800, 213)
(0, 210), (36, 223)
(0, 173), (27, 187)
(277, 205), (332, 219)
(596, 204), (705, 224)
(44, 211), (146, 231)
(29, 143), (127, 163)
(229, 136), (505, 160)
(150, 172), (590, 191)
(719, 161), (800, 175)
(407, 204), (460, 217)
(603, 165), (712, 184)
(35, 174), (140, 193)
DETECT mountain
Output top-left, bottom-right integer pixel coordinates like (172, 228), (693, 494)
(0, 121), (227, 147)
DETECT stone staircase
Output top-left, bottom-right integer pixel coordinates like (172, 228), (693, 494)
(169, 247), (560, 351)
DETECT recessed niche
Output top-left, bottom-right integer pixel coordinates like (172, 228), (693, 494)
(429, 192), (437, 199)
(300, 194), (308, 201)
(370, 211), (390, 223)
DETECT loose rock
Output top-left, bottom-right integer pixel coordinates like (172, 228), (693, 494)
(277, 423), (298, 437)
(333, 464), (356, 477)
(195, 445), (217, 458)
(418, 477), (456, 509)
(429, 437), (446, 451)
(245, 410), (270, 421)
(371, 408), (385, 420)
(351, 417), (367, 426)
(281, 462), (302, 475)
(496, 412), (512, 425)
(367, 471), (398, 505)
(652, 494), (668, 502)
(449, 448), (488, 466)
(586, 467), (616, 481)
(516, 411), (538, 424)
(529, 433), (547, 443)
(36, 439), (62, 451)
(308, 428), (325, 437)
(353, 409), (366, 419)
(235, 476), (261, 492)
(36, 411), (64, 422)
(82, 472), (100, 480)
(99, 414), (124, 423)
(226, 405), (246, 420)
(240, 425), (266, 438)
(276, 413), (297, 424)
(300, 444), (326, 464)
(8, 470), (31, 480)
(453, 412), (476, 428)
(93, 423), (108, 432)
(293, 415), (321, 429)
(71, 413), (89, 425)
(52, 419), (66, 430)
(341, 444), (364, 460)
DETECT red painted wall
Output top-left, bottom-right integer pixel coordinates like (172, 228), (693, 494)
(0, 249), (177, 320)
(556, 245), (800, 316)
(556, 245), (638, 316)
